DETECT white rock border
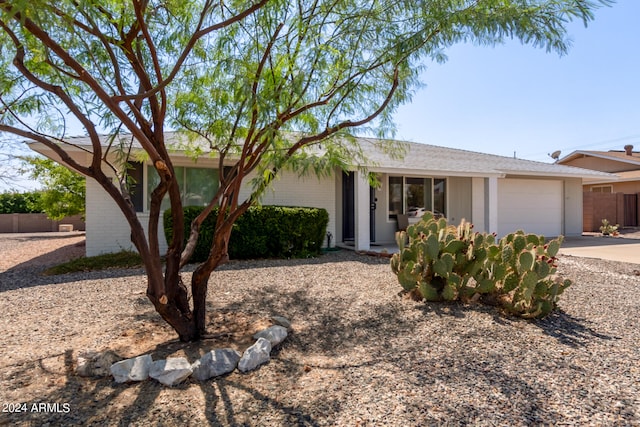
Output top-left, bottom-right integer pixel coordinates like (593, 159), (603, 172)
(106, 315), (291, 386)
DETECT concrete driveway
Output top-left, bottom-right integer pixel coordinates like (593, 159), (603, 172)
(560, 235), (640, 265)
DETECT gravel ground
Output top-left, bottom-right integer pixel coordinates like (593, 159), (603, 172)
(0, 233), (639, 426)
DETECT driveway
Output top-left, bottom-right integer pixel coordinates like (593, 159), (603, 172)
(560, 233), (640, 265)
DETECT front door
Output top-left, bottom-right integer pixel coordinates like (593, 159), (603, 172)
(342, 172), (355, 242)
(370, 186), (376, 242)
(342, 172), (375, 243)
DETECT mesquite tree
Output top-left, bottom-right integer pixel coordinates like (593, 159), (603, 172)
(0, 0), (609, 341)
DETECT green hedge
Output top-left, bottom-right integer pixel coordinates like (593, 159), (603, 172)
(0, 191), (43, 214)
(164, 205), (329, 262)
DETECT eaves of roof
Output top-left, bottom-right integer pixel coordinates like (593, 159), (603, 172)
(558, 150), (640, 167)
(27, 133), (617, 181)
(585, 170), (640, 185)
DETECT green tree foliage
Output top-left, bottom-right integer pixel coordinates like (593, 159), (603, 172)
(0, 0), (611, 341)
(21, 156), (85, 220)
(0, 191), (42, 214)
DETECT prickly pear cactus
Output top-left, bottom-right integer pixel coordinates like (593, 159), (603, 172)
(390, 212), (475, 301)
(391, 213), (571, 318)
(492, 232), (571, 318)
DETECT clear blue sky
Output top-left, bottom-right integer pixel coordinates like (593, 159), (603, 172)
(391, 0), (640, 163)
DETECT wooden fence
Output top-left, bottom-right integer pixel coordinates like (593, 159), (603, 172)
(0, 213), (85, 233)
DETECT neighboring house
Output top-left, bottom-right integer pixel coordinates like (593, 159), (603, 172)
(558, 145), (640, 231)
(29, 134), (614, 256)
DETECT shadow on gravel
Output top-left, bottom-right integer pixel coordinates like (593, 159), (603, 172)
(0, 250), (387, 292)
(533, 310), (617, 347)
(1, 350), (127, 426)
(399, 292), (618, 350)
(0, 262), (146, 292)
(0, 281), (628, 425)
(413, 299), (618, 349)
(1, 346), (319, 426)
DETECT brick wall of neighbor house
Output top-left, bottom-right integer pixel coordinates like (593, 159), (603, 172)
(583, 192), (627, 232)
(0, 213), (85, 233)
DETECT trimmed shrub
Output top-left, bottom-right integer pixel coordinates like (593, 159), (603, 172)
(390, 211), (571, 319)
(164, 205), (329, 262)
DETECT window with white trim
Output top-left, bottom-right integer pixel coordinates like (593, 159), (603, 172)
(590, 185), (612, 193)
(388, 176), (446, 219)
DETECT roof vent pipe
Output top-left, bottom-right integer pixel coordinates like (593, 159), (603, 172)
(624, 144), (634, 156)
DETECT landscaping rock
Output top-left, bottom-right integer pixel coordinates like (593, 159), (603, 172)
(271, 315), (292, 329)
(149, 357), (193, 386)
(238, 337), (272, 373)
(76, 350), (124, 377)
(253, 325), (288, 346)
(110, 354), (153, 383)
(192, 348), (241, 381)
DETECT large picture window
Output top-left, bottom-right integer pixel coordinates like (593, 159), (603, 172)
(127, 162), (219, 213)
(146, 165), (219, 213)
(388, 176), (446, 219)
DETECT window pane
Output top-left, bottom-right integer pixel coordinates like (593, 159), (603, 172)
(389, 176), (403, 218)
(184, 168), (219, 206)
(146, 166), (184, 213)
(146, 166), (160, 212)
(406, 177), (431, 217)
(128, 161), (144, 213)
(434, 178), (446, 217)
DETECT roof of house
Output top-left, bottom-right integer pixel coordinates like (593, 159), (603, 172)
(558, 149), (640, 166)
(358, 138), (615, 180)
(28, 132), (616, 181)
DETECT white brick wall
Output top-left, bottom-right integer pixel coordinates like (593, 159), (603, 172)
(85, 179), (135, 256)
(239, 170), (336, 246)
(86, 169), (336, 257)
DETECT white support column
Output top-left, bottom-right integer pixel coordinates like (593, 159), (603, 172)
(471, 177), (485, 233)
(354, 171), (370, 251)
(486, 177), (499, 235)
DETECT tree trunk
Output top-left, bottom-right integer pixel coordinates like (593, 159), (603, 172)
(192, 266), (210, 337)
(148, 293), (198, 342)
(191, 245), (229, 337)
(190, 214), (234, 337)
(144, 268), (198, 341)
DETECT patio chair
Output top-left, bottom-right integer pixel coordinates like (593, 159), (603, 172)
(396, 214), (409, 232)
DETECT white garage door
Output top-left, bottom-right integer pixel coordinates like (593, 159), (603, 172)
(498, 179), (562, 237)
